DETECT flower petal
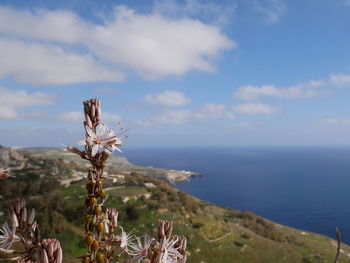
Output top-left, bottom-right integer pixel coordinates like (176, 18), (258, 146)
(97, 123), (109, 137)
(91, 144), (99, 157)
(85, 126), (95, 139)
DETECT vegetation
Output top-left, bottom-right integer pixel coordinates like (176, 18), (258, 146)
(1, 146), (350, 262)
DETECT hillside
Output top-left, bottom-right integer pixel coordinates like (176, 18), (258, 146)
(0, 146), (349, 263)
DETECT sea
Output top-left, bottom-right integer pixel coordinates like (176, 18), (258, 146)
(123, 147), (350, 244)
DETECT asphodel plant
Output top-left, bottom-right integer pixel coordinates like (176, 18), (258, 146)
(0, 196), (63, 263)
(67, 98), (188, 263)
(0, 98), (187, 263)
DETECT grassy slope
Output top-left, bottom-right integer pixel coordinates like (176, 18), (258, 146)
(1, 148), (349, 263)
(56, 181), (350, 263)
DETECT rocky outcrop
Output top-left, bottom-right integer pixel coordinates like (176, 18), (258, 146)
(0, 146), (27, 169)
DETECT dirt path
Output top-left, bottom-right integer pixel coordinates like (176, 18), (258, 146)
(208, 231), (233, 243)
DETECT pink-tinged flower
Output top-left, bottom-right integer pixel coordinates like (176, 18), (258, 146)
(118, 227), (133, 253)
(159, 237), (180, 263)
(79, 123), (123, 157)
(0, 222), (21, 250)
(0, 168), (9, 180)
(129, 235), (153, 263)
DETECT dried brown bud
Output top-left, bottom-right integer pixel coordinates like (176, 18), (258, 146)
(106, 208), (118, 229)
(83, 98), (101, 129)
(9, 198), (25, 215)
(158, 220), (173, 240)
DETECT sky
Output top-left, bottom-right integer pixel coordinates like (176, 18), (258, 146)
(0, 0), (350, 148)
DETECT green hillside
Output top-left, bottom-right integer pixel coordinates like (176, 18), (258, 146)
(0, 146), (348, 263)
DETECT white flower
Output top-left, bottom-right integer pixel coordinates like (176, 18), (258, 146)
(79, 123), (122, 157)
(0, 222), (21, 250)
(159, 237), (180, 263)
(129, 235), (153, 263)
(118, 227), (134, 253)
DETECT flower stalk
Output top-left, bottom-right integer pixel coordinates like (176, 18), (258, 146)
(68, 98), (187, 263)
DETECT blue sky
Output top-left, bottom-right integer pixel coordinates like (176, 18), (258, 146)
(0, 0), (350, 148)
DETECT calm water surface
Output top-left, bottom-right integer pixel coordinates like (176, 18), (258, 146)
(123, 147), (350, 244)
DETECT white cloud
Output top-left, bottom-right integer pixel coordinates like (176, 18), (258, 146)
(88, 6), (234, 79)
(59, 111), (83, 123)
(320, 118), (350, 125)
(345, 0), (350, 6)
(0, 87), (55, 119)
(0, 7), (88, 44)
(153, 0), (236, 26)
(0, 38), (124, 85)
(194, 104), (235, 119)
(329, 74), (350, 86)
(0, 5), (234, 84)
(0, 106), (18, 119)
(145, 90), (191, 107)
(234, 73), (350, 102)
(151, 110), (193, 124)
(233, 103), (281, 115)
(234, 82), (324, 101)
(252, 0), (287, 24)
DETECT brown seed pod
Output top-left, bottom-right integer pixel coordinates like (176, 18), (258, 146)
(84, 214), (92, 223)
(89, 197), (97, 206)
(96, 252), (105, 263)
(85, 234), (94, 246)
(91, 240), (99, 251)
(95, 223), (104, 235)
(96, 180), (103, 188)
(82, 256), (91, 263)
(93, 205), (102, 215)
(99, 189), (106, 198)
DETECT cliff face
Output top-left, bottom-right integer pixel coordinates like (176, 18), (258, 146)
(0, 146), (348, 263)
(19, 147), (199, 184)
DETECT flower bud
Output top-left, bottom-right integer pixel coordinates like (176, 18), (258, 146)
(21, 207), (27, 222)
(28, 208), (36, 225)
(36, 239), (62, 263)
(11, 213), (19, 228)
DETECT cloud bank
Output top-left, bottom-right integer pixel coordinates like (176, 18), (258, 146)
(0, 5), (234, 85)
(0, 87), (55, 119)
(145, 90), (191, 107)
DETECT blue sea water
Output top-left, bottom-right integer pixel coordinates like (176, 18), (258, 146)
(123, 147), (350, 244)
